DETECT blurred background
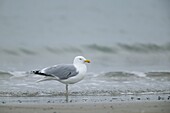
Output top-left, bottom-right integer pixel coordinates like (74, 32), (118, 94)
(0, 0), (170, 72)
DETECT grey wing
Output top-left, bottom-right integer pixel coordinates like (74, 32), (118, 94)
(41, 64), (79, 80)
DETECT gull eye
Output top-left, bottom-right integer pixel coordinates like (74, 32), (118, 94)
(79, 58), (82, 60)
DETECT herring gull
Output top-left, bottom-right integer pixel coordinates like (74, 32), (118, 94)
(32, 56), (90, 102)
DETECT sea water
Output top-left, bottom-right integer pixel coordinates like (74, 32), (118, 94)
(0, 0), (170, 98)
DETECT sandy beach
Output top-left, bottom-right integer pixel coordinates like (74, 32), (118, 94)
(0, 95), (170, 113)
(1, 100), (170, 113)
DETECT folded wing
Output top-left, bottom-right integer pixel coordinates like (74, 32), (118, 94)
(33, 64), (79, 80)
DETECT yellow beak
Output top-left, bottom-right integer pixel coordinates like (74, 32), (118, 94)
(84, 59), (90, 63)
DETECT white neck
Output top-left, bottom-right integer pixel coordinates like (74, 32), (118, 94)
(74, 63), (87, 75)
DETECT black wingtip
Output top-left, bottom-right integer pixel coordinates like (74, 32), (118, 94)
(32, 70), (40, 74)
(32, 70), (51, 76)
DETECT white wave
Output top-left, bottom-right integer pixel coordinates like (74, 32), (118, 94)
(9, 71), (28, 78)
(127, 71), (147, 77)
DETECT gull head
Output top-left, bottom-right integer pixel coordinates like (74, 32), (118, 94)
(73, 56), (90, 65)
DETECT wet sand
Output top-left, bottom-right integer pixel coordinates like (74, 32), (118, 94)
(0, 95), (170, 113)
(1, 101), (170, 113)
